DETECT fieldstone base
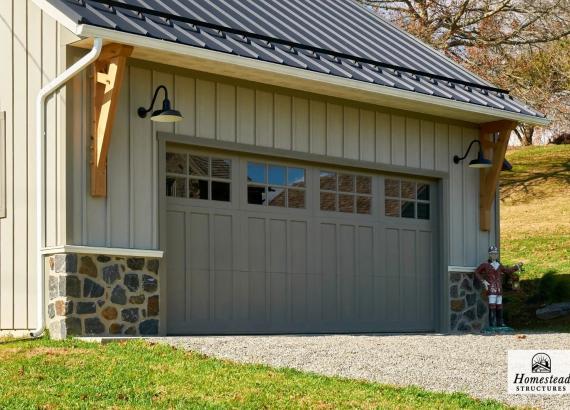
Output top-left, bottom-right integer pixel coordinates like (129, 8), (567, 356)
(47, 253), (160, 339)
(449, 271), (487, 332)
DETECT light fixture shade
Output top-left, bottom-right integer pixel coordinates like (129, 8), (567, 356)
(150, 97), (183, 123)
(501, 159), (513, 171)
(151, 109), (183, 123)
(468, 151), (492, 168)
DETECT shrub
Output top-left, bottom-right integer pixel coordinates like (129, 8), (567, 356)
(549, 132), (570, 145)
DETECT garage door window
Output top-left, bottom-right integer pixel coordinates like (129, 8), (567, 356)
(385, 179), (430, 219)
(319, 171), (372, 214)
(166, 152), (231, 202)
(247, 162), (306, 208)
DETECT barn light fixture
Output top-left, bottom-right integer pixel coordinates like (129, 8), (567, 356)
(502, 158), (513, 171)
(137, 85), (183, 123)
(453, 139), (492, 168)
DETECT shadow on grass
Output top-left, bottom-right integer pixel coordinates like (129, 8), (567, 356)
(504, 273), (570, 332)
(0, 336), (42, 346)
(500, 159), (570, 202)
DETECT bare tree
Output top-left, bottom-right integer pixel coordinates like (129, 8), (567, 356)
(363, 1), (570, 57)
(362, 1), (570, 145)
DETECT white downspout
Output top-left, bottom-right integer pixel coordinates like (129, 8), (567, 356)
(31, 38), (103, 337)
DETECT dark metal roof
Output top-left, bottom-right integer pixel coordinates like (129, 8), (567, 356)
(48, 0), (545, 120)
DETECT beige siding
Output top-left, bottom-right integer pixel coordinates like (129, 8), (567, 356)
(0, 1), (69, 330)
(67, 60), (496, 270)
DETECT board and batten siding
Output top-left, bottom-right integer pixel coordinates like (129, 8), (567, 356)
(0, 0), (70, 331)
(68, 60), (497, 270)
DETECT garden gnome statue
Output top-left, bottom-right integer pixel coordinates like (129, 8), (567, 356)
(474, 246), (522, 332)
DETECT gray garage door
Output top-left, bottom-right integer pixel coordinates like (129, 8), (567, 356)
(165, 147), (438, 334)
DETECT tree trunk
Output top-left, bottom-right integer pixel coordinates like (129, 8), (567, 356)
(515, 125), (534, 146)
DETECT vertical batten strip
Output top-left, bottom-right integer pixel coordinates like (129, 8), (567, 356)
(13, 0), (28, 328)
(0, 0), (15, 329)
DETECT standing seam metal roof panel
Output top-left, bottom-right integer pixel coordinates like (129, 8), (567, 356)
(46, 0), (545, 120)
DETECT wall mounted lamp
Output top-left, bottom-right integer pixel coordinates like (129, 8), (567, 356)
(453, 139), (492, 168)
(137, 85), (183, 123)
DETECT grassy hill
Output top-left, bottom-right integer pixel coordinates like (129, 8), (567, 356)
(500, 144), (570, 330)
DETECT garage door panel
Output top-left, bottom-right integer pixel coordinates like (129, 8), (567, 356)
(306, 273), (323, 322)
(247, 218), (266, 273)
(339, 273), (356, 321)
(418, 231), (433, 277)
(248, 271), (267, 323)
(290, 221), (308, 275)
(339, 225), (355, 276)
(400, 229), (417, 277)
(291, 273), (307, 322)
(213, 214), (233, 271)
(320, 223), (337, 277)
(166, 211), (187, 330)
(417, 231), (434, 325)
(400, 276), (418, 324)
(416, 275), (433, 326)
(233, 271), (249, 321)
(269, 219), (287, 273)
(190, 269), (210, 321)
(384, 228), (400, 276)
(189, 212), (210, 270)
(377, 275), (400, 323)
(270, 272), (289, 322)
(358, 274), (375, 320)
(214, 270), (234, 321)
(358, 227), (374, 275)
(321, 273), (338, 322)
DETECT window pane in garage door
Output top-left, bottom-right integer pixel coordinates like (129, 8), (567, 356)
(320, 171), (373, 215)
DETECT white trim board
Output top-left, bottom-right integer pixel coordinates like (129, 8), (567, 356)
(41, 245), (164, 258)
(448, 266), (477, 273)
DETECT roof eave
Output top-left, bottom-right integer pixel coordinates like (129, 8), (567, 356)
(33, 0), (82, 35)
(77, 24), (550, 127)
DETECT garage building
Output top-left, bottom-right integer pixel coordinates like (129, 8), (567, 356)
(0, 0), (547, 337)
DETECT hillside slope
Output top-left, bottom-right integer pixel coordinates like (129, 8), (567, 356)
(500, 145), (570, 330)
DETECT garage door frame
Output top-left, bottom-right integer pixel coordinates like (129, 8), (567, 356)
(157, 132), (449, 334)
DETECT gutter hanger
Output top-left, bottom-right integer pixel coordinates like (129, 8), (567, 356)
(31, 38), (103, 338)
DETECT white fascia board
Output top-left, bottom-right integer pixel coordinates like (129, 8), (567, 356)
(448, 266), (477, 273)
(41, 245), (164, 258)
(32, 0), (81, 35)
(78, 24), (550, 127)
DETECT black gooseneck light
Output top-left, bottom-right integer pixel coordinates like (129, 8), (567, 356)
(137, 85), (183, 123)
(453, 139), (492, 168)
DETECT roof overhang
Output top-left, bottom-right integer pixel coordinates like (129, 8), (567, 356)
(74, 25), (550, 126)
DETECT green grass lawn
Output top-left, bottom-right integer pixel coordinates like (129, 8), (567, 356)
(0, 337), (513, 409)
(500, 144), (570, 331)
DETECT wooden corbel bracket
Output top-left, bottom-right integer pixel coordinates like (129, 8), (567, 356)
(479, 120), (518, 231)
(91, 43), (133, 197)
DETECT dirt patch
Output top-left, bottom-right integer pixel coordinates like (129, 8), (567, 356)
(0, 347), (90, 359)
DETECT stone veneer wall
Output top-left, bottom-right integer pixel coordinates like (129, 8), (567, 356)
(449, 271), (488, 332)
(47, 253), (160, 339)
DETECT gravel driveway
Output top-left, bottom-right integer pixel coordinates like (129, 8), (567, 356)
(155, 333), (570, 409)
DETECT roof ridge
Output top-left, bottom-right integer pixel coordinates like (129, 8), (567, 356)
(86, 0), (508, 93)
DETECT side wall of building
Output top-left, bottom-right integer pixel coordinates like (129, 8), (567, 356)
(0, 0), (74, 331)
(67, 58), (498, 268)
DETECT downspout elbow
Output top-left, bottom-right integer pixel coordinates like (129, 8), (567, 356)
(31, 38), (104, 338)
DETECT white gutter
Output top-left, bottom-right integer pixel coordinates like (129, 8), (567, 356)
(78, 25), (550, 127)
(31, 38), (103, 338)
